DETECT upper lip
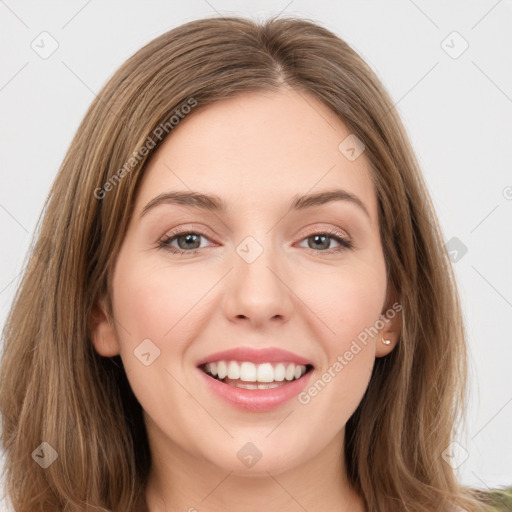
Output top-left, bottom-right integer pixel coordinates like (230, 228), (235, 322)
(196, 347), (314, 367)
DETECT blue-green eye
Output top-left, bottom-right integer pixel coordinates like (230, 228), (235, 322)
(158, 231), (209, 255)
(158, 229), (352, 256)
(297, 229), (353, 254)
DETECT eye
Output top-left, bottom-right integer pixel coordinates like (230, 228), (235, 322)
(297, 229), (353, 254)
(158, 229), (213, 255)
(157, 228), (353, 256)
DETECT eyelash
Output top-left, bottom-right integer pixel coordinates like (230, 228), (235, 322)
(157, 227), (353, 256)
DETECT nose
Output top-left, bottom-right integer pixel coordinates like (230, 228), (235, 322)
(222, 240), (294, 329)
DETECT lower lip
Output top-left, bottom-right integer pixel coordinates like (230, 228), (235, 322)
(197, 367), (314, 412)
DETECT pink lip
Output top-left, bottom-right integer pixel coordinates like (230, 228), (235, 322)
(197, 366), (314, 412)
(196, 347), (314, 367)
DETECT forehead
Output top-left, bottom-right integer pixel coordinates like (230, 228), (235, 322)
(135, 89), (377, 223)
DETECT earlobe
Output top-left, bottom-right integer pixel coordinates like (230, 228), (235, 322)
(89, 298), (121, 357)
(375, 335), (398, 357)
(375, 295), (402, 358)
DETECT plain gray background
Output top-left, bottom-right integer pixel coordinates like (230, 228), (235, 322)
(1, 0), (511, 505)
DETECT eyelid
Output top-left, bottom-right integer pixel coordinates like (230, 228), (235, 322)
(157, 223), (353, 254)
(158, 223), (350, 241)
(158, 223), (217, 242)
(295, 226), (353, 254)
(157, 224), (218, 253)
(298, 225), (351, 243)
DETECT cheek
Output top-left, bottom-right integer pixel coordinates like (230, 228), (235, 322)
(112, 241), (387, 369)
(111, 250), (200, 347)
(294, 255), (386, 420)
(298, 253), (387, 351)
(110, 251), (205, 430)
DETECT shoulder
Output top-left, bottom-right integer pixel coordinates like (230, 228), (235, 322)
(487, 486), (512, 511)
(450, 486), (512, 511)
(475, 486), (512, 512)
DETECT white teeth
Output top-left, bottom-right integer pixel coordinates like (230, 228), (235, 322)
(217, 361), (227, 380)
(240, 362), (257, 381)
(285, 363), (296, 381)
(227, 361), (240, 379)
(274, 363), (286, 381)
(220, 381), (282, 389)
(237, 382), (258, 390)
(256, 363), (274, 383)
(202, 360), (308, 383)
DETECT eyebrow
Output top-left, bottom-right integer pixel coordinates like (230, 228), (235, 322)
(139, 188), (370, 220)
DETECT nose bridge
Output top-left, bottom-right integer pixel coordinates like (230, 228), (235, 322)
(223, 226), (293, 325)
(234, 230), (283, 294)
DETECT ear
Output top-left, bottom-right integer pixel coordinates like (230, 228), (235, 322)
(89, 296), (121, 357)
(375, 291), (402, 358)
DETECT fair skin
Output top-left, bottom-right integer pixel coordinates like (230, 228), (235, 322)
(91, 88), (401, 512)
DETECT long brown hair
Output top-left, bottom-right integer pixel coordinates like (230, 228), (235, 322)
(0, 15), (494, 511)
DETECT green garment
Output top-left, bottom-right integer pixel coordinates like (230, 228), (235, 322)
(486, 487), (512, 511)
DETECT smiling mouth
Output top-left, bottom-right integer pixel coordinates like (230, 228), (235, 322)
(199, 361), (314, 389)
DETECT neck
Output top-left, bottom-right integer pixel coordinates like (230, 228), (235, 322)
(144, 420), (366, 512)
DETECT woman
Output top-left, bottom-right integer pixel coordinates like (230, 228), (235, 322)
(0, 15), (508, 512)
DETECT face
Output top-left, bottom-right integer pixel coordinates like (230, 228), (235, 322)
(91, 89), (401, 477)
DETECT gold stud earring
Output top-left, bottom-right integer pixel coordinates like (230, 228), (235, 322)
(381, 337), (391, 345)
